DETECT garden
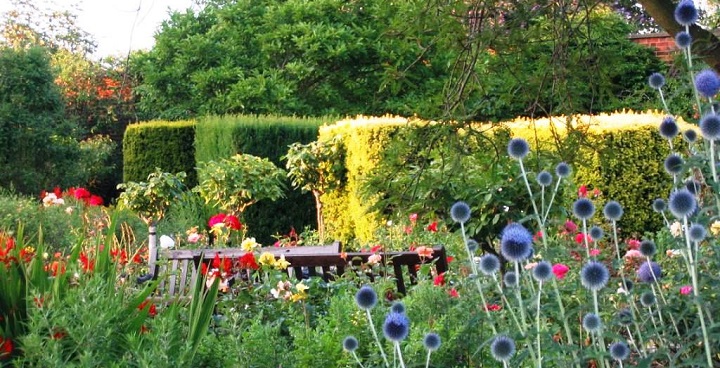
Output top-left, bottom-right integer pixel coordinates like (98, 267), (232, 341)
(2, 0), (720, 367)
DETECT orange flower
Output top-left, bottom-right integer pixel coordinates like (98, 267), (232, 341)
(416, 246), (433, 259)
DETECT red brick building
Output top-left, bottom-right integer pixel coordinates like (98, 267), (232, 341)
(629, 33), (678, 63)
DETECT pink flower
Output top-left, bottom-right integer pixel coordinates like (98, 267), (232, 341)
(575, 233), (592, 245)
(416, 246), (434, 259)
(409, 213), (418, 223)
(187, 233), (201, 243)
(680, 285), (693, 295)
(624, 249), (643, 258)
(533, 231), (543, 241)
(578, 185), (588, 198)
(368, 253), (382, 265)
(627, 239), (640, 250)
(448, 288), (459, 298)
(563, 220), (578, 234)
(208, 213), (227, 228)
(590, 248), (601, 257)
(552, 264), (570, 280)
(592, 188), (601, 198)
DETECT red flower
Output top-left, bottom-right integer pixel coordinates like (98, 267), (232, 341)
(563, 220), (577, 234)
(0, 336), (12, 359)
(132, 251), (143, 264)
(575, 233), (592, 245)
(426, 221), (438, 232)
(79, 252), (94, 272)
(627, 239), (640, 250)
(533, 231), (543, 241)
(138, 300), (157, 317)
(446, 256), (454, 264)
(485, 304), (502, 312)
(201, 263), (208, 275)
(448, 288), (459, 298)
(578, 185), (588, 198)
(239, 253), (259, 270)
(51, 329), (67, 340)
(88, 195), (104, 206)
(53, 186), (62, 198)
(224, 215), (242, 231)
(208, 214), (227, 228)
(48, 261), (66, 276)
(19, 247), (34, 262)
(212, 254), (222, 269)
(370, 245), (383, 253)
(73, 187), (91, 200)
(433, 273), (445, 286)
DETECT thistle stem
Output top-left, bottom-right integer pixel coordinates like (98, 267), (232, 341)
(365, 309), (389, 368)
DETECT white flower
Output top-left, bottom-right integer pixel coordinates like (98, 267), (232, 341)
(160, 235), (175, 249)
(241, 237), (259, 252)
(65, 206), (74, 214)
(666, 249), (683, 258)
(670, 221), (683, 237)
(368, 253), (382, 265)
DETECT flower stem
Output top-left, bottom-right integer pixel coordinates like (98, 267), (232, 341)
(365, 309), (389, 368)
(394, 341), (406, 368)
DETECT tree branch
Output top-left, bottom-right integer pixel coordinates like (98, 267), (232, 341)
(638, 0), (720, 70)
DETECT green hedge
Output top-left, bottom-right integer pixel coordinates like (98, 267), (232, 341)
(320, 112), (694, 245)
(122, 120), (196, 185)
(195, 115), (331, 244)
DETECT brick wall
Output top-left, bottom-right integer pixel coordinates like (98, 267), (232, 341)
(629, 33), (678, 63)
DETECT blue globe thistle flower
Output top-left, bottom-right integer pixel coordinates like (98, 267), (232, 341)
(532, 261), (554, 282)
(684, 129), (698, 143)
(555, 162), (571, 178)
(659, 116), (679, 140)
(573, 198), (596, 220)
(603, 200), (623, 221)
(675, 0), (699, 26)
(616, 308), (633, 327)
(383, 312), (410, 342)
(688, 223), (707, 242)
(609, 341), (630, 361)
(675, 31), (692, 48)
(685, 179), (701, 195)
(423, 333), (441, 351)
(582, 313), (602, 333)
(466, 239), (479, 253)
(343, 336), (359, 352)
(479, 254), (500, 275)
(623, 279), (634, 293)
(490, 335), (516, 362)
(450, 201), (471, 224)
(589, 226), (604, 241)
(580, 261), (609, 291)
(695, 69), (720, 98)
(507, 138), (530, 160)
(536, 171), (553, 187)
(390, 301), (406, 314)
(640, 291), (657, 307)
(668, 189), (697, 218)
(652, 198), (666, 212)
(639, 240), (657, 257)
(504, 271), (518, 288)
(355, 285), (378, 310)
(638, 262), (662, 283)
(664, 154), (684, 175)
(500, 223), (533, 262)
(648, 72), (666, 89)
(700, 113), (720, 140)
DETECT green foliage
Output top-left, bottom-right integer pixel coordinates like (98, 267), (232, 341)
(117, 169), (188, 225)
(0, 46), (91, 194)
(194, 114), (325, 244)
(122, 120), (196, 185)
(195, 154), (286, 215)
(132, 0), (456, 120)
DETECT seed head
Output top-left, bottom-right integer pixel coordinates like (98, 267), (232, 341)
(668, 189), (697, 218)
(504, 271), (518, 288)
(555, 162), (571, 178)
(640, 291), (657, 307)
(695, 69), (720, 98)
(507, 138), (530, 160)
(423, 333), (441, 351)
(490, 335), (516, 362)
(638, 262), (662, 283)
(700, 113), (720, 140)
(450, 201), (471, 224)
(603, 200), (623, 221)
(580, 261), (609, 291)
(536, 171), (553, 187)
(664, 154), (684, 176)
(659, 116), (679, 140)
(639, 240), (657, 257)
(355, 285), (377, 310)
(532, 261), (554, 282)
(688, 223), (706, 242)
(684, 129), (697, 143)
(648, 72), (666, 89)
(582, 313), (602, 333)
(573, 198), (596, 220)
(609, 341), (630, 361)
(589, 226), (604, 241)
(500, 223), (533, 262)
(675, 0), (699, 26)
(382, 312), (410, 342)
(343, 336), (359, 352)
(675, 31), (692, 48)
(479, 254), (501, 276)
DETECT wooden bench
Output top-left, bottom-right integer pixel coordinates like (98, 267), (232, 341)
(150, 242), (448, 298)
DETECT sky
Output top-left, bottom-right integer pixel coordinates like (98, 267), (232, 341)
(1, 0), (197, 58)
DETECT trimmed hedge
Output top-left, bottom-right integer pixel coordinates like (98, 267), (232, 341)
(195, 115), (331, 244)
(122, 120), (196, 185)
(320, 112), (695, 245)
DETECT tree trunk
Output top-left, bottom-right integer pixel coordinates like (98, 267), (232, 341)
(638, 0), (720, 71)
(313, 190), (325, 243)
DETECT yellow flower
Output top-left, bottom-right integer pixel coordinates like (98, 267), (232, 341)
(295, 281), (309, 293)
(275, 254), (291, 270)
(258, 252), (276, 266)
(711, 221), (720, 236)
(241, 237), (260, 252)
(290, 292), (307, 302)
